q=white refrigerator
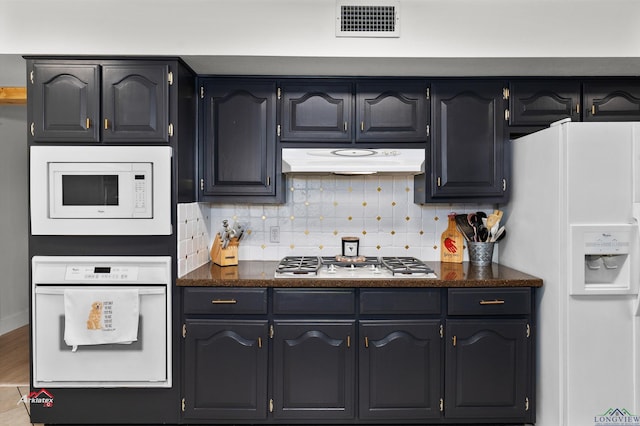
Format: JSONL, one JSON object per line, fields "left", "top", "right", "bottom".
{"left": 499, "top": 121, "right": 640, "bottom": 426}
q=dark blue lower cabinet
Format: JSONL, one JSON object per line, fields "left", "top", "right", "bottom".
{"left": 359, "top": 320, "right": 442, "bottom": 420}
{"left": 182, "top": 319, "right": 269, "bottom": 420}
{"left": 272, "top": 320, "right": 356, "bottom": 420}
{"left": 181, "top": 287, "right": 535, "bottom": 424}
{"left": 445, "top": 319, "right": 531, "bottom": 422}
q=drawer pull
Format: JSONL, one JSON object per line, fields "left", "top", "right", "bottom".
{"left": 211, "top": 299, "right": 237, "bottom": 304}
{"left": 479, "top": 299, "right": 505, "bottom": 305}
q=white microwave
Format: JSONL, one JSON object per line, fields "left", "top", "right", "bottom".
{"left": 30, "top": 146, "right": 172, "bottom": 235}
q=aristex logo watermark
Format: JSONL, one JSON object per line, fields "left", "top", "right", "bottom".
{"left": 18, "top": 388, "right": 54, "bottom": 408}
{"left": 594, "top": 408, "right": 640, "bottom": 426}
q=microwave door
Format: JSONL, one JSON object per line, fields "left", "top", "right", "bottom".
{"left": 48, "top": 163, "right": 152, "bottom": 219}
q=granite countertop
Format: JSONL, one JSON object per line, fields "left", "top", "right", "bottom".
{"left": 177, "top": 261, "right": 543, "bottom": 288}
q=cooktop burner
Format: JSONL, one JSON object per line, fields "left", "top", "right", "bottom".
{"left": 381, "top": 257, "right": 435, "bottom": 275}
{"left": 276, "top": 256, "right": 321, "bottom": 274}
{"left": 274, "top": 256, "right": 436, "bottom": 279}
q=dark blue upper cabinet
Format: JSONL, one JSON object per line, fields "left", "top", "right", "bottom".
{"left": 356, "top": 80, "right": 429, "bottom": 143}
{"left": 29, "top": 63, "right": 100, "bottom": 142}
{"left": 416, "top": 80, "right": 508, "bottom": 204}
{"left": 28, "top": 60, "right": 171, "bottom": 143}
{"left": 583, "top": 80, "right": 640, "bottom": 122}
{"left": 101, "top": 64, "right": 169, "bottom": 142}
{"left": 200, "top": 79, "right": 281, "bottom": 202}
{"left": 280, "top": 81, "right": 353, "bottom": 143}
{"left": 509, "top": 80, "right": 581, "bottom": 126}
{"left": 279, "top": 79, "right": 429, "bottom": 145}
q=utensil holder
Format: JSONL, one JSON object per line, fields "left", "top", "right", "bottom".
{"left": 210, "top": 233, "right": 239, "bottom": 266}
{"left": 467, "top": 242, "right": 495, "bottom": 266}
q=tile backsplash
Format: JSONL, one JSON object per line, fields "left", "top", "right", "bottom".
{"left": 177, "top": 203, "right": 211, "bottom": 278}
{"left": 178, "top": 175, "right": 495, "bottom": 276}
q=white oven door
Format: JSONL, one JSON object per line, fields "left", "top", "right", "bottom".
{"left": 33, "top": 286, "right": 170, "bottom": 388}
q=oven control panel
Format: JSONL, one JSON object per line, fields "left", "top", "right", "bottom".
{"left": 65, "top": 265, "right": 140, "bottom": 281}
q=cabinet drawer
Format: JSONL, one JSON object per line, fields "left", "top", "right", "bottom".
{"left": 273, "top": 289, "right": 355, "bottom": 315}
{"left": 183, "top": 288, "right": 267, "bottom": 314}
{"left": 447, "top": 288, "right": 531, "bottom": 316}
{"left": 360, "top": 289, "right": 441, "bottom": 314}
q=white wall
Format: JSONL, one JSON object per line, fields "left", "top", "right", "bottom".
{"left": 2, "top": 0, "right": 639, "bottom": 57}
{"left": 0, "top": 56, "right": 28, "bottom": 335}
{"left": 2, "top": 0, "right": 640, "bottom": 75}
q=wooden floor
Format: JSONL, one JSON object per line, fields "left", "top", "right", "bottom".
{"left": 0, "top": 325, "right": 29, "bottom": 386}
{"left": 0, "top": 326, "right": 41, "bottom": 425}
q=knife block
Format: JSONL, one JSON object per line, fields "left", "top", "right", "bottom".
{"left": 210, "top": 233, "right": 239, "bottom": 266}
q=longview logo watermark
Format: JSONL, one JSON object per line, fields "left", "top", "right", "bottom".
{"left": 594, "top": 408, "right": 640, "bottom": 426}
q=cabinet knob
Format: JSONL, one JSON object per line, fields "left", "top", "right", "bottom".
{"left": 104, "top": 118, "right": 109, "bottom": 130}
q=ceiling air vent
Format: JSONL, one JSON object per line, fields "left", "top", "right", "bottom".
{"left": 336, "top": 0, "right": 400, "bottom": 38}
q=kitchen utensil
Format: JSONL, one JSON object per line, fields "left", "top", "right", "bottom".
{"left": 467, "top": 213, "right": 479, "bottom": 241}
{"left": 441, "top": 214, "right": 464, "bottom": 263}
{"left": 221, "top": 219, "right": 234, "bottom": 248}
{"left": 233, "top": 222, "right": 245, "bottom": 241}
{"left": 236, "top": 225, "right": 245, "bottom": 241}
{"left": 454, "top": 214, "right": 475, "bottom": 242}
{"left": 477, "top": 226, "right": 489, "bottom": 242}
{"left": 490, "top": 226, "right": 506, "bottom": 242}
{"left": 486, "top": 214, "right": 499, "bottom": 231}
{"left": 468, "top": 212, "right": 491, "bottom": 242}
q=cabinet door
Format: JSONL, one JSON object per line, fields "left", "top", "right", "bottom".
{"left": 280, "top": 81, "right": 352, "bottom": 143}
{"left": 359, "top": 320, "right": 442, "bottom": 420}
{"left": 583, "top": 80, "right": 640, "bottom": 121}
{"left": 429, "top": 80, "right": 507, "bottom": 201}
{"left": 356, "top": 80, "right": 429, "bottom": 143}
{"left": 183, "top": 319, "right": 268, "bottom": 420}
{"left": 102, "top": 63, "right": 169, "bottom": 142}
{"left": 29, "top": 63, "right": 100, "bottom": 142}
{"left": 509, "top": 80, "right": 581, "bottom": 126}
{"left": 201, "top": 80, "right": 277, "bottom": 197}
{"left": 272, "top": 320, "right": 355, "bottom": 420}
{"left": 445, "top": 319, "right": 530, "bottom": 421}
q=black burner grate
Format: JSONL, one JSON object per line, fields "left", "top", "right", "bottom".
{"left": 276, "top": 256, "right": 321, "bottom": 274}
{"left": 381, "top": 257, "right": 434, "bottom": 275}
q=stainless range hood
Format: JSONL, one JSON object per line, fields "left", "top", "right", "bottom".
{"left": 281, "top": 148, "right": 425, "bottom": 175}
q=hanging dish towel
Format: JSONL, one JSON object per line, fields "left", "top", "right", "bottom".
{"left": 64, "top": 288, "right": 140, "bottom": 352}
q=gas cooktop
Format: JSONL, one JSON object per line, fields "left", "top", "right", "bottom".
{"left": 274, "top": 256, "right": 437, "bottom": 279}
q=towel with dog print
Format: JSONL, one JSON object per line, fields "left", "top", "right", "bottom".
{"left": 63, "top": 289, "right": 140, "bottom": 352}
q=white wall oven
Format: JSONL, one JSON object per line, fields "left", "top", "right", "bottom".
{"left": 30, "top": 146, "right": 172, "bottom": 235}
{"left": 31, "top": 256, "right": 172, "bottom": 388}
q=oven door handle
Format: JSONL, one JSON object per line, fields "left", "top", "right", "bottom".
{"left": 34, "top": 287, "right": 165, "bottom": 295}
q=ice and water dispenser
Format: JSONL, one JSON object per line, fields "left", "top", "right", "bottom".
{"left": 569, "top": 224, "right": 639, "bottom": 295}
